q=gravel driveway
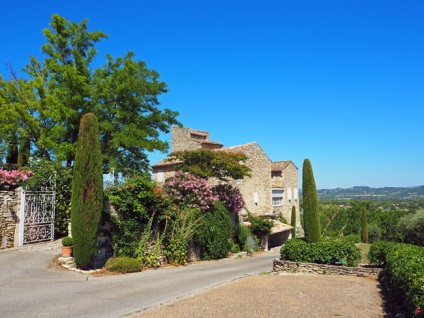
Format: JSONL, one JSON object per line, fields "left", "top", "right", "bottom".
{"left": 134, "top": 273, "right": 384, "bottom": 318}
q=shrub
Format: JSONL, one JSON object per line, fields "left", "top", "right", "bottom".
{"left": 234, "top": 223, "right": 251, "bottom": 252}
{"left": 164, "top": 208, "right": 202, "bottom": 265}
{"left": 213, "top": 183, "right": 246, "bottom": 214}
{"left": 281, "top": 238, "right": 361, "bottom": 267}
{"left": 343, "top": 234, "right": 361, "bottom": 244}
{"left": 370, "top": 242, "right": 424, "bottom": 316}
{"left": 135, "top": 212, "right": 165, "bottom": 268}
{"left": 247, "top": 213, "right": 273, "bottom": 238}
{"left": 163, "top": 171, "right": 218, "bottom": 212}
{"left": 0, "top": 169, "right": 34, "bottom": 190}
{"left": 398, "top": 210, "right": 424, "bottom": 246}
{"left": 105, "top": 257, "right": 142, "bottom": 273}
{"left": 106, "top": 174, "right": 161, "bottom": 258}
{"left": 302, "top": 159, "right": 321, "bottom": 242}
{"left": 196, "top": 201, "right": 232, "bottom": 260}
{"left": 368, "top": 223, "right": 382, "bottom": 243}
{"left": 367, "top": 241, "right": 394, "bottom": 266}
{"left": 61, "top": 236, "right": 73, "bottom": 246}
{"left": 71, "top": 113, "right": 103, "bottom": 269}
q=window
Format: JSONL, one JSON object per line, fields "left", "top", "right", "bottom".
{"left": 287, "top": 188, "right": 292, "bottom": 201}
{"left": 272, "top": 189, "right": 283, "bottom": 206}
{"left": 294, "top": 188, "right": 298, "bottom": 201}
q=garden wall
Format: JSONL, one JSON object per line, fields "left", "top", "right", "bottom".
{"left": 273, "top": 259, "right": 382, "bottom": 277}
{"left": 0, "top": 189, "right": 22, "bottom": 248}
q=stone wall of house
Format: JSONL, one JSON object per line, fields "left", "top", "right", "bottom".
{"left": 152, "top": 164, "right": 177, "bottom": 184}
{"left": 273, "top": 259, "right": 382, "bottom": 277}
{"left": 0, "top": 189, "right": 21, "bottom": 248}
{"left": 236, "top": 143, "right": 272, "bottom": 216}
{"left": 271, "top": 163, "right": 303, "bottom": 236}
{"left": 172, "top": 126, "right": 205, "bottom": 152}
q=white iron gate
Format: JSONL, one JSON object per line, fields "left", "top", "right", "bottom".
{"left": 18, "top": 190, "right": 56, "bottom": 246}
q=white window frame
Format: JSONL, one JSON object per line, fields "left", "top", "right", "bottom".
{"left": 272, "top": 188, "right": 284, "bottom": 206}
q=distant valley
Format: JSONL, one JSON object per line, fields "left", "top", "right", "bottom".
{"left": 314, "top": 186, "right": 424, "bottom": 200}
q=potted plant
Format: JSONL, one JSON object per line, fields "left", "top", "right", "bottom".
{"left": 61, "top": 236, "right": 73, "bottom": 257}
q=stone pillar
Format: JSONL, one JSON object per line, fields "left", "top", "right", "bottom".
{"left": 0, "top": 189, "right": 21, "bottom": 248}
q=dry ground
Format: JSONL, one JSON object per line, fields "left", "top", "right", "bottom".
{"left": 130, "top": 273, "right": 384, "bottom": 318}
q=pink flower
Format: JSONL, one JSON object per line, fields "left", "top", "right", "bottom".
{"left": 415, "top": 308, "right": 420, "bottom": 315}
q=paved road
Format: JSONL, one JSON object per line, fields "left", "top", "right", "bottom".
{"left": 0, "top": 247, "right": 278, "bottom": 318}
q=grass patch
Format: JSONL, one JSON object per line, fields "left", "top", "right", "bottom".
{"left": 355, "top": 243, "right": 371, "bottom": 264}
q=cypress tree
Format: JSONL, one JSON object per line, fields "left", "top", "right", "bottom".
{"left": 70, "top": 113, "right": 103, "bottom": 269}
{"left": 291, "top": 206, "right": 296, "bottom": 238}
{"left": 361, "top": 205, "right": 368, "bottom": 243}
{"left": 6, "top": 134, "right": 18, "bottom": 164}
{"left": 17, "top": 136, "right": 30, "bottom": 167}
{"left": 302, "top": 158, "right": 321, "bottom": 242}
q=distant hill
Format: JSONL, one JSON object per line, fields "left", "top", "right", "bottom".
{"left": 314, "top": 186, "right": 424, "bottom": 200}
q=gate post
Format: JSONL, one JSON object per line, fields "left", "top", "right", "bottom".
{"left": 17, "top": 188, "right": 25, "bottom": 247}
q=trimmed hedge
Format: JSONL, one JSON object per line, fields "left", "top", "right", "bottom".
{"left": 280, "top": 238, "right": 361, "bottom": 267}
{"left": 105, "top": 257, "right": 142, "bottom": 273}
{"left": 343, "top": 234, "right": 361, "bottom": 245}
{"left": 368, "top": 242, "right": 424, "bottom": 317}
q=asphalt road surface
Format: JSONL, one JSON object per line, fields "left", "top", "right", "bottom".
{"left": 0, "top": 248, "right": 278, "bottom": 318}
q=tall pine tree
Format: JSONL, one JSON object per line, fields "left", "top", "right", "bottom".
{"left": 70, "top": 113, "right": 103, "bottom": 269}
{"left": 302, "top": 159, "right": 321, "bottom": 242}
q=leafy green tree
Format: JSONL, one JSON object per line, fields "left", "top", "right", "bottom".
{"left": 71, "top": 113, "right": 103, "bottom": 269}
{"left": 302, "top": 158, "right": 321, "bottom": 242}
{"left": 0, "top": 14, "right": 179, "bottom": 173}
{"left": 291, "top": 206, "right": 296, "bottom": 238}
{"left": 168, "top": 149, "right": 251, "bottom": 181}
{"left": 399, "top": 210, "right": 424, "bottom": 246}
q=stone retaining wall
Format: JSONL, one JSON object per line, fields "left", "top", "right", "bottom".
{"left": 273, "top": 259, "right": 382, "bottom": 277}
{"left": 0, "top": 190, "right": 21, "bottom": 248}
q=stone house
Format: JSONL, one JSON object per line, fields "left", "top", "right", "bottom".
{"left": 152, "top": 126, "right": 303, "bottom": 243}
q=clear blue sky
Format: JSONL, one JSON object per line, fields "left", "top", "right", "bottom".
{"left": 1, "top": 1, "right": 423, "bottom": 189}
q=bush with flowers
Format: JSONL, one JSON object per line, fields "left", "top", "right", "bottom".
{"left": 162, "top": 171, "right": 219, "bottom": 212}
{"left": 0, "top": 169, "right": 34, "bottom": 190}
{"left": 106, "top": 173, "right": 163, "bottom": 258}
{"left": 213, "top": 183, "right": 246, "bottom": 214}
